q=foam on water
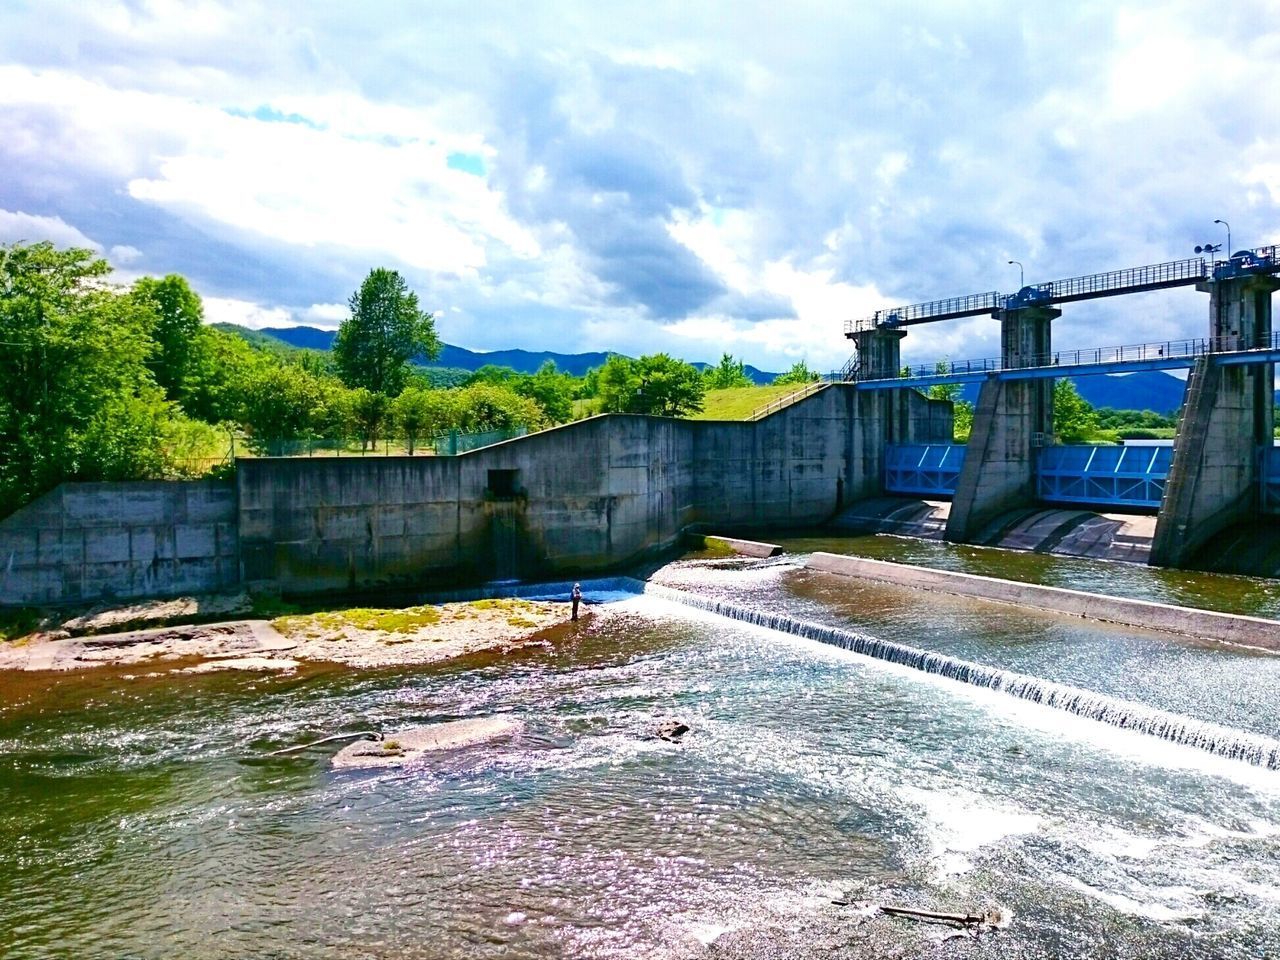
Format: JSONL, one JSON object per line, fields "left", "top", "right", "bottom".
{"left": 646, "top": 583, "right": 1280, "bottom": 771}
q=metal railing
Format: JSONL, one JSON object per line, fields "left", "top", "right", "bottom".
{"left": 845, "top": 245, "right": 1280, "bottom": 335}
{"left": 854, "top": 331, "right": 1280, "bottom": 384}
{"left": 1039, "top": 257, "right": 1206, "bottom": 306}
{"left": 846, "top": 291, "right": 1001, "bottom": 334}
{"left": 746, "top": 380, "right": 830, "bottom": 420}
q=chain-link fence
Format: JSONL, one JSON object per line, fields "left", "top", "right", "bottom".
{"left": 220, "top": 427, "right": 530, "bottom": 461}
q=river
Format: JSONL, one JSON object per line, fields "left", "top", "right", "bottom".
{"left": 3, "top": 533, "right": 1280, "bottom": 958}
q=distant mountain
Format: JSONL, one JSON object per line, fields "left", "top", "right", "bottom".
{"left": 239, "top": 326, "right": 1214, "bottom": 409}
{"left": 960, "top": 370, "right": 1190, "bottom": 414}
{"left": 253, "top": 325, "right": 781, "bottom": 383}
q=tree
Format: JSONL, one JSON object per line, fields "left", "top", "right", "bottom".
{"left": 131, "top": 274, "right": 203, "bottom": 401}
{"left": 391, "top": 386, "right": 454, "bottom": 453}
{"left": 773, "top": 360, "right": 821, "bottom": 386}
{"left": 925, "top": 362, "right": 974, "bottom": 442}
{"left": 345, "top": 388, "right": 389, "bottom": 451}
{"left": 1054, "top": 378, "right": 1098, "bottom": 442}
{"left": 463, "top": 364, "right": 520, "bottom": 386}
{"left": 516, "top": 360, "right": 576, "bottom": 423}
{"left": 179, "top": 327, "right": 267, "bottom": 425}
{"left": 598, "top": 353, "right": 705, "bottom": 417}
{"left": 705, "top": 352, "right": 752, "bottom": 390}
{"left": 0, "top": 242, "right": 174, "bottom": 515}
{"left": 333, "top": 268, "right": 441, "bottom": 396}
{"left": 453, "top": 382, "right": 546, "bottom": 432}
{"left": 238, "top": 362, "right": 330, "bottom": 451}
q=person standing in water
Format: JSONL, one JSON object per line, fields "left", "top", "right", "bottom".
{"left": 571, "top": 582, "right": 582, "bottom": 621}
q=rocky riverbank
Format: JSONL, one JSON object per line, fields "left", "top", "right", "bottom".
{"left": 0, "top": 597, "right": 580, "bottom": 673}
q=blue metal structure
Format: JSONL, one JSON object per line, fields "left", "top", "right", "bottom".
{"left": 883, "top": 444, "right": 965, "bottom": 497}
{"left": 1036, "top": 445, "right": 1172, "bottom": 509}
{"left": 883, "top": 442, "right": 1175, "bottom": 509}
{"left": 1264, "top": 447, "right": 1280, "bottom": 515}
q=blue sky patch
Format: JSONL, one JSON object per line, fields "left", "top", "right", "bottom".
{"left": 446, "top": 152, "right": 487, "bottom": 177}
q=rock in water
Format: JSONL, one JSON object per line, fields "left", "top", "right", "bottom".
{"left": 332, "top": 717, "right": 521, "bottom": 769}
{"left": 657, "top": 720, "right": 690, "bottom": 742}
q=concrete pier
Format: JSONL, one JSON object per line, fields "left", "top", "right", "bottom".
{"left": 1151, "top": 273, "right": 1278, "bottom": 567}
{"left": 945, "top": 305, "right": 1059, "bottom": 543}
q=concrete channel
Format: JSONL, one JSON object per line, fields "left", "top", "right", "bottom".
{"left": 806, "top": 552, "right": 1280, "bottom": 650}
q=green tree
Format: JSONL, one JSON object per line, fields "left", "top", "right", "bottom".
{"left": 516, "top": 360, "right": 576, "bottom": 423}
{"left": 598, "top": 353, "right": 705, "bottom": 417}
{"left": 333, "top": 268, "right": 441, "bottom": 396}
{"left": 346, "top": 387, "right": 389, "bottom": 451}
{"left": 179, "top": 327, "right": 267, "bottom": 425}
{"left": 238, "top": 362, "right": 330, "bottom": 451}
{"left": 772, "top": 359, "right": 821, "bottom": 386}
{"left": 453, "top": 382, "right": 546, "bottom": 432}
{"left": 131, "top": 274, "right": 204, "bottom": 400}
{"left": 1054, "top": 378, "right": 1099, "bottom": 442}
{"left": 705, "top": 352, "right": 752, "bottom": 390}
{"left": 0, "top": 242, "right": 175, "bottom": 515}
{"left": 925, "top": 363, "right": 975, "bottom": 442}
{"left": 463, "top": 364, "right": 520, "bottom": 386}
{"left": 391, "top": 385, "right": 454, "bottom": 453}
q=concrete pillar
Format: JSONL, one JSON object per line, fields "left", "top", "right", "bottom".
{"left": 1151, "top": 274, "right": 1278, "bottom": 567}
{"left": 849, "top": 328, "right": 907, "bottom": 381}
{"left": 943, "top": 306, "right": 1059, "bottom": 543}
{"left": 997, "top": 305, "right": 1059, "bottom": 438}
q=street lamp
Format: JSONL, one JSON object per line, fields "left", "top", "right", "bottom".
{"left": 1007, "top": 259, "right": 1024, "bottom": 289}
{"left": 1214, "top": 219, "right": 1231, "bottom": 256}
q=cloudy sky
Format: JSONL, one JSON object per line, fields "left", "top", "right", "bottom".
{"left": 1, "top": 1, "right": 1278, "bottom": 373}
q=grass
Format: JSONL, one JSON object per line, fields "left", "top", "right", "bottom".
{"left": 272, "top": 597, "right": 548, "bottom": 639}
{"left": 274, "top": 605, "right": 443, "bottom": 637}
{"left": 690, "top": 384, "right": 810, "bottom": 421}
{"left": 0, "top": 607, "right": 45, "bottom": 643}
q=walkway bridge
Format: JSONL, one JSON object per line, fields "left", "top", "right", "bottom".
{"left": 844, "top": 245, "right": 1279, "bottom": 337}
{"left": 849, "top": 331, "right": 1280, "bottom": 390}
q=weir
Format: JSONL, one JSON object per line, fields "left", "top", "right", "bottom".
{"left": 646, "top": 583, "right": 1280, "bottom": 771}
{"left": 840, "top": 246, "right": 1280, "bottom": 571}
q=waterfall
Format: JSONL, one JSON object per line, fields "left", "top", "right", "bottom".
{"left": 487, "top": 501, "right": 522, "bottom": 582}
{"left": 646, "top": 584, "right": 1280, "bottom": 771}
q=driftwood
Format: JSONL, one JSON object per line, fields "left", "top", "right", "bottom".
{"left": 831, "top": 901, "right": 1005, "bottom": 934}
{"left": 879, "top": 906, "right": 985, "bottom": 928}
{"left": 267, "top": 731, "right": 382, "bottom": 756}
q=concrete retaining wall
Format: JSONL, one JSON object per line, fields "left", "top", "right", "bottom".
{"left": 807, "top": 552, "right": 1280, "bottom": 649}
{"left": 3, "top": 383, "right": 952, "bottom": 605}
{"left": 0, "top": 480, "right": 239, "bottom": 606}
{"left": 701, "top": 536, "right": 783, "bottom": 558}
{"left": 239, "top": 385, "right": 948, "bottom": 597}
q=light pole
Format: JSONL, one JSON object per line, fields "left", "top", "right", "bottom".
{"left": 1007, "top": 259, "right": 1024, "bottom": 289}
{"left": 1214, "top": 219, "right": 1231, "bottom": 256}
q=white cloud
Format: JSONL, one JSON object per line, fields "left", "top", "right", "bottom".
{"left": 0, "top": 208, "right": 100, "bottom": 250}
{"left": 1, "top": 1, "right": 1278, "bottom": 370}
{"left": 109, "top": 244, "right": 143, "bottom": 265}
{"left": 203, "top": 296, "right": 294, "bottom": 329}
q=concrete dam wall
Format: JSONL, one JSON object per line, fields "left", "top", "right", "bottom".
{"left": 0, "top": 386, "right": 952, "bottom": 605}
{"left": 0, "top": 480, "right": 239, "bottom": 606}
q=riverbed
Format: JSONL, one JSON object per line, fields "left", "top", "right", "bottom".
{"left": 3, "top": 535, "right": 1280, "bottom": 958}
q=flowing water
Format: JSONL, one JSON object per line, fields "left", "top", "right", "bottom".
{"left": 4, "top": 539, "right": 1280, "bottom": 958}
